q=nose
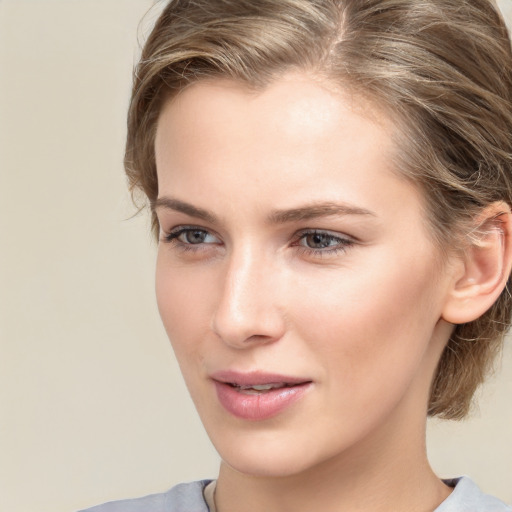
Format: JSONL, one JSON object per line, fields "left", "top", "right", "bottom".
{"left": 211, "top": 246, "right": 286, "bottom": 349}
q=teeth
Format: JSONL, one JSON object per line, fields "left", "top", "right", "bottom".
{"left": 235, "top": 383, "right": 286, "bottom": 392}
{"left": 248, "top": 384, "right": 282, "bottom": 391}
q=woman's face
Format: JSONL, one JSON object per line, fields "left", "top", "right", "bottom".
{"left": 154, "top": 74, "right": 456, "bottom": 477}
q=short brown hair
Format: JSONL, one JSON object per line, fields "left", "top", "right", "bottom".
{"left": 125, "top": 0, "right": 512, "bottom": 419}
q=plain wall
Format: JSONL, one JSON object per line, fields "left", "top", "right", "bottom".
{"left": 0, "top": 1, "right": 510, "bottom": 511}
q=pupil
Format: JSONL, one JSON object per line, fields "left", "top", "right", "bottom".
{"left": 187, "top": 230, "right": 206, "bottom": 244}
{"left": 309, "top": 233, "right": 329, "bottom": 248}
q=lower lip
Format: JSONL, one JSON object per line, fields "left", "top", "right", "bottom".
{"left": 213, "top": 381, "right": 311, "bottom": 421}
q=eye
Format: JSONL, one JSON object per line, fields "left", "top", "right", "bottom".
{"left": 162, "top": 226, "right": 221, "bottom": 246}
{"left": 178, "top": 229, "right": 214, "bottom": 244}
{"left": 294, "top": 229, "right": 354, "bottom": 256}
{"left": 301, "top": 232, "right": 341, "bottom": 249}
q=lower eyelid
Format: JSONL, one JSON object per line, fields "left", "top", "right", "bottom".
{"left": 294, "top": 245, "right": 350, "bottom": 261}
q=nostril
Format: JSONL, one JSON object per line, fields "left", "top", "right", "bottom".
{"left": 211, "top": 255, "right": 286, "bottom": 347}
{"left": 211, "top": 307, "right": 286, "bottom": 348}
{"left": 211, "top": 320, "right": 283, "bottom": 349}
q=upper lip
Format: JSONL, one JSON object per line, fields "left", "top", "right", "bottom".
{"left": 210, "top": 370, "right": 312, "bottom": 387}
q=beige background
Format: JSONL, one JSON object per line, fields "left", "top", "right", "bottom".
{"left": 0, "top": 1, "right": 511, "bottom": 511}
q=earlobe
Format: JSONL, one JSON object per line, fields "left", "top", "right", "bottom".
{"left": 442, "top": 201, "right": 512, "bottom": 325}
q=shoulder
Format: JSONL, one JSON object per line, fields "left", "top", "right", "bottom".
{"left": 77, "top": 480, "right": 212, "bottom": 512}
{"left": 436, "top": 477, "right": 511, "bottom": 512}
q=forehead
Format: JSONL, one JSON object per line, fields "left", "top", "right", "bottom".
{"left": 154, "top": 74, "right": 429, "bottom": 230}
{"left": 158, "top": 73, "right": 391, "bottom": 135}
{"left": 155, "top": 74, "right": 395, "bottom": 176}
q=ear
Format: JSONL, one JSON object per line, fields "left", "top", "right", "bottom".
{"left": 442, "top": 201, "right": 512, "bottom": 325}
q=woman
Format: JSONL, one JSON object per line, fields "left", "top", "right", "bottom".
{"left": 82, "top": 0, "right": 512, "bottom": 510}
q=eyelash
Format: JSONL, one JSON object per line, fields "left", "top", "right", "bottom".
{"left": 162, "top": 225, "right": 220, "bottom": 253}
{"left": 161, "top": 226, "right": 354, "bottom": 257}
{"left": 291, "top": 229, "right": 354, "bottom": 257}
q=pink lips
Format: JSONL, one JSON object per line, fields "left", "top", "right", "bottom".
{"left": 211, "top": 371, "right": 312, "bottom": 421}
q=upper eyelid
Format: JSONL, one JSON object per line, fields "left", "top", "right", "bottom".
{"left": 166, "top": 226, "right": 349, "bottom": 237}
{"left": 166, "top": 224, "right": 218, "bottom": 236}
{"left": 166, "top": 226, "right": 221, "bottom": 239}
{"left": 169, "top": 224, "right": 208, "bottom": 232}
{"left": 296, "top": 228, "right": 347, "bottom": 236}
{"left": 294, "top": 228, "right": 355, "bottom": 241}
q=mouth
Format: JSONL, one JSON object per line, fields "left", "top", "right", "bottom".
{"left": 210, "top": 371, "right": 313, "bottom": 420}
{"left": 212, "top": 370, "right": 311, "bottom": 392}
{"left": 227, "top": 382, "right": 308, "bottom": 395}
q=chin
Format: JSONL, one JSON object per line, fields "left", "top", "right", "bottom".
{"left": 211, "top": 429, "right": 331, "bottom": 479}
{"left": 221, "top": 451, "right": 315, "bottom": 479}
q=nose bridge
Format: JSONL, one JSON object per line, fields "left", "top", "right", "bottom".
{"left": 212, "top": 241, "right": 284, "bottom": 347}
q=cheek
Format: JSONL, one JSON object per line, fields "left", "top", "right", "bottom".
{"left": 289, "top": 252, "right": 443, "bottom": 394}
{"left": 155, "top": 257, "right": 213, "bottom": 360}
{"left": 155, "top": 263, "right": 217, "bottom": 419}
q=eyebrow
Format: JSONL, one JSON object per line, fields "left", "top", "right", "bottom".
{"left": 152, "top": 197, "right": 375, "bottom": 224}
{"left": 267, "top": 202, "right": 376, "bottom": 223}
{"left": 151, "top": 197, "right": 218, "bottom": 224}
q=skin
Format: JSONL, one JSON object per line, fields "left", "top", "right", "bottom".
{"left": 153, "top": 74, "right": 461, "bottom": 512}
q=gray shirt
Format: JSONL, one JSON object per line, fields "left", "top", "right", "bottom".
{"left": 78, "top": 477, "right": 511, "bottom": 512}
